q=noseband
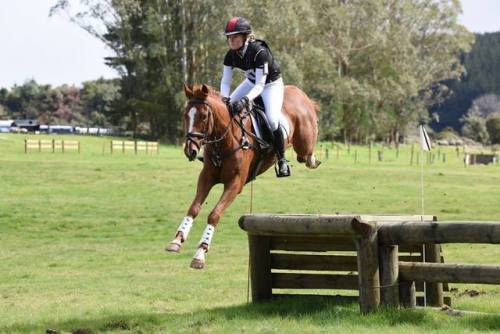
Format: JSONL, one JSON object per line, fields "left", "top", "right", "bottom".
{"left": 185, "top": 98, "right": 214, "bottom": 149}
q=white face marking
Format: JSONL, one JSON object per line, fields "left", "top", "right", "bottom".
{"left": 188, "top": 107, "right": 197, "bottom": 132}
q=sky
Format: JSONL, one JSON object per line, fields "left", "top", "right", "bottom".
{"left": 1, "top": 0, "right": 500, "bottom": 89}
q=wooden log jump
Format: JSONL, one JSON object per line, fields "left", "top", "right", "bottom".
{"left": 239, "top": 214, "right": 441, "bottom": 314}
{"left": 240, "top": 214, "right": 500, "bottom": 314}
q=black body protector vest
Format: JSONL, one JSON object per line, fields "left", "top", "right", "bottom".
{"left": 223, "top": 39, "right": 281, "bottom": 84}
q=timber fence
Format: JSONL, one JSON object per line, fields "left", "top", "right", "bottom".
{"left": 24, "top": 139, "right": 80, "bottom": 153}
{"left": 239, "top": 214, "right": 500, "bottom": 314}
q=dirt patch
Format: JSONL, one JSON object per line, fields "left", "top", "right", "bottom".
{"left": 450, "top": 288, "right": 487, "bottom": 298}
{"left": 72, "top": 329, "right": 94, "bottom": 334}
{"left": 103, "top": 320, "right": 130, "bottom": 330}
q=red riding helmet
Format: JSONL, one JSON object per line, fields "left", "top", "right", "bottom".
{"left": 224, "top": 17, "right": 252, "bottom": 36}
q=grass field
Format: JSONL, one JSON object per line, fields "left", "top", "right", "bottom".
{"left": 1, "top": 133, "right": 500, "bottom": 333}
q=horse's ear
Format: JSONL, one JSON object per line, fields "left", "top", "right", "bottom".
{"left": 201, "top": 84, "right": 209, "bottom": 97}
{"left": 184, "top": 83, "right": 193, "bottom": 98}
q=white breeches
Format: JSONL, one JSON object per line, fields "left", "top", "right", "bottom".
{"left": 230, "top": 78, "right": 284, "bottom": 131}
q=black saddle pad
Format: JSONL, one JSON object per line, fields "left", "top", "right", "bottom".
{"left": 250, "top": 96, "right": 273, "bottom": 146}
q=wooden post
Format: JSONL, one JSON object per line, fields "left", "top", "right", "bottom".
{"left": 248, "top": 234, "right": 272, "bottom": 302}
{"left": 78, "top": 141, "right": 81, "bottom": 154}
{"left": 52, "top": 139, "right": 55, "bottom": 153}
{"left": 62, "top": 140, "right": 65, "bottom": 153}
{"left": 122, "top": 141, "right": 125, "bottom": 153}
{"left": 379, "top": 245, "right": 399, "bottom": 307}
{"left": 369, "top": 142, "right": 372, "bottom": 165}
{"left": 325, "top": 148, "right": 329, "bottom": 160}
{"left": 352, "top": 219, "right": 380, "bottom": 314}
{"left": 424, "top": 244, "right": 444, "bottom": 307}
{"left": 134, "top": 140, "right": 138, "bottom": 154}
{"left": 38, "top": 139, "right": 41, "bottom": 152}
{"left": 110, "top": 141, "right": 113, "bottom": 154}
{"left": 410, "top": 144, "right": 414, "bottom": 165}
{"left": 24, "top": 139, "right": 27, "bottom": 154}
{"left": 399, "top": 280, "right": 416, "bottom": 308}
{"left": 157, "top": 141, "right": 160, "bottom": 155}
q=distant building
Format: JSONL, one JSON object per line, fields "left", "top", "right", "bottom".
{"left": 39, "top": 125, "right": 75, "bottom": 134}
{"left": 0, "top": 120, "right": 15, "bottom": 133}
{"left": 75, "top": 127, "right": 114, "bottom": 135}
{"left": 15, "top": 119, "right": 40, "bottom": 132}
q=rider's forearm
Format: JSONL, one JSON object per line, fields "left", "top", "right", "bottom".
{"left": 220, "top": 65, "right": 233, "bottom": 98}
{"left": 245, "top": 68, "right": 267, "bottom": 101}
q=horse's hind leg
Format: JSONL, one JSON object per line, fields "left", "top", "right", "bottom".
{"left": 306, "top": 154, "right": 321, "bottom": 169}
{"left": 293, "top": 125, "right": 321, "bottom": 169}
{"left": 166, "top": 168, "right": 214, "bottom": 253}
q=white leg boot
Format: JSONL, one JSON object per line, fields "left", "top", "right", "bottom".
{"left": 190, "top": 224, "right": 215, "bottom": 269}
{"left": 166, "top": 216, "right": 193, "bottom": 252}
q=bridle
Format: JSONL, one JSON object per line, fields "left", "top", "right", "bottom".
{"left": 185, "top": 97, "right": 232, "bottom": 150}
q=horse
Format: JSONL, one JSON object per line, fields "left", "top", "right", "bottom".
{"left": 166, "top": 83, "right": 321, "bottom": 269}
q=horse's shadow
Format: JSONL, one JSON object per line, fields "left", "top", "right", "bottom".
{"left": 4, "top": 296, "right": 500, "bottom": 333}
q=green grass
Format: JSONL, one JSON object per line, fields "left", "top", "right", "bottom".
{"left": 1, "top": 133, "right": 500, "bottom": 333}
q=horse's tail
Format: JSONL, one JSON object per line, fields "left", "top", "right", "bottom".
{"left": 311, "top": 99, "right": 321, "bottom": 116}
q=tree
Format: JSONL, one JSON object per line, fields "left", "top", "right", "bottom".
{"left": 461, "top": 109, "right": 489, "bottom": 144}
{"left": 468, "top": 94, "right": 500, "bottom": 118}
{"left": 486, "top": 114, "right": 500, "bottom": 144}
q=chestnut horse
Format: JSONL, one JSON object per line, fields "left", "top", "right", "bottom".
{"left": 166, "top": 83, "right": 320, "bottom": 269}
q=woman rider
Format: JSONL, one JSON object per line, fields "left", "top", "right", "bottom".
{"left": 220, "top": 16, "right": 290, "bottom": 177}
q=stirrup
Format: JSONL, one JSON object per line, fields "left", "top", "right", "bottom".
{"left": 275, "top": 158, "right": 291, "bottom": 177}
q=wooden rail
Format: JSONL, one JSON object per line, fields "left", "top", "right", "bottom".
{"left": 239, "top": 214, "right": 500, "bottom": 314}
{"left": 239, "top": 214, "right": 443, "bottom": 314}
{"left": 110, "top": 140, "right": 159, "bottom": 154}
{"left": 24, "top": 139, "right": 80, "bottom": 153}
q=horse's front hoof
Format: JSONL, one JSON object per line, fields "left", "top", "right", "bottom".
{"left": 190, "top": 258, "right": 205, "bottom": 269}
{"left": 165, "top": 242, "right": 181, "bottom": 253}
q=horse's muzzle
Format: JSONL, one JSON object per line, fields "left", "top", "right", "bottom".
{"left": 184, "top": 142, "right": 198, "bottom": 161}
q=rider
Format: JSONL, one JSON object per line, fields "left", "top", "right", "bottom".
{"left": 220, "top": 16, "right": 290, "bottom": 177}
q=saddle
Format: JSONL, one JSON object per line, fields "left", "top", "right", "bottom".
{"left": 248, "top": 96, "right": 274, "bottom": 148}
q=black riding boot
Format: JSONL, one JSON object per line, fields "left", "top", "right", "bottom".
{"left": 273, "top": 129, "right": 291, "bottom": 177}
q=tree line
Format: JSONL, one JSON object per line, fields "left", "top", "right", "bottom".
{"left": 432, "top": 31, "right": 500, "bottom": 144}
{"left": 2, "top": 1, "right": 476, "bottom": 144}
{"left": 0, "top": 78, "right": 120, "bottom": 129}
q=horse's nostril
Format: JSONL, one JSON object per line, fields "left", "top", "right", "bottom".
{"left": 189, "top": 149, "right": 197, "bottom": 160}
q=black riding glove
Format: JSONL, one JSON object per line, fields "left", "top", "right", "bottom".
{"left": 221, "top": 96, "right": 230, "bottom": 105}
{"left": 230, "top": 96, "right": 249, "bottom": 116}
